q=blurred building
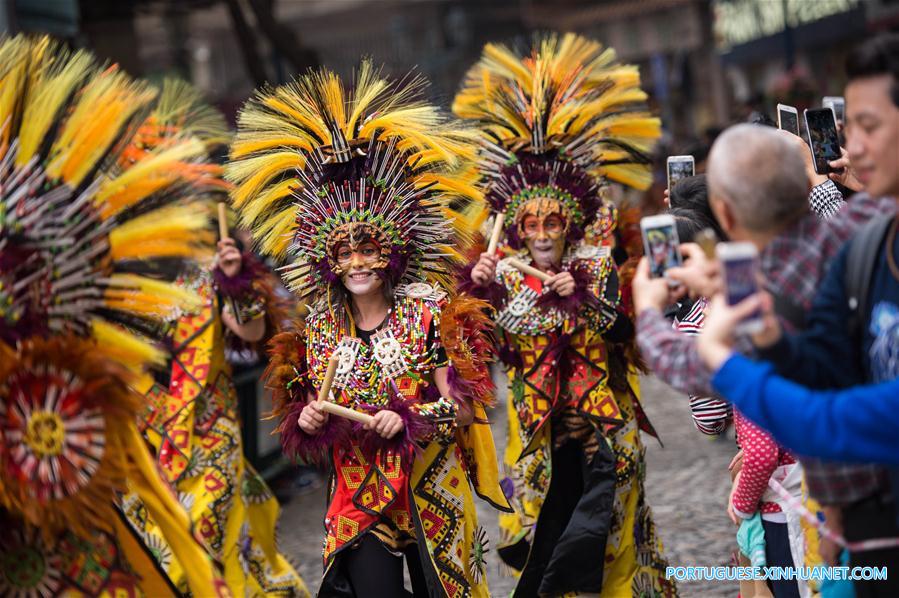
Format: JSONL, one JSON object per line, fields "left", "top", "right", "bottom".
{"left": 3, "top": 0, "right": 899, "bottom": 141}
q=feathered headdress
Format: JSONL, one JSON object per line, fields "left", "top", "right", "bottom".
{"left": 227, "top": 60, "right": 484, "bottom": 301}
{"left": 453, "top": 32, "right": 660, "bottom": 247}
{"left": 0, "top": 34, "right": 224, "bottom": 578}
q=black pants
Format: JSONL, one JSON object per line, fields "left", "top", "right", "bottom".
{"left": 342, "top": 535, "right": 429, "bottom": 597}
{"left": 843, "top": 495, "right": 899, "bottom": 598}
{"left": 761, "top": 520, "right": 800, "bottom": 598}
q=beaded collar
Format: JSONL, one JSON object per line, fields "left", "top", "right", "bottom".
{"left": 305, "top": 283, "right": 446, "bottom": 408}
{"left": 495, "top": 242, "right": 611, "bottom": 336}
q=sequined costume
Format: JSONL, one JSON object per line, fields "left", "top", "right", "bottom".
{"left": 0, "top": 35, "right": 227, "bottom": 596}
{"left": 227, "top": 62, "right": 509, "bottom": 597}
{"left": 454, "top": 33, "right": 677, "bottom": 597}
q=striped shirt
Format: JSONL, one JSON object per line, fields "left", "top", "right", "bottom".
{"left": 672, "top": 298, "right": 732, "bottom": 436}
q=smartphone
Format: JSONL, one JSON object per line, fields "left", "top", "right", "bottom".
{"left": 776, "top": 103, "right": 799, "bottom": 136}
{"left": 804, "top": 108, "right": 842, "bottom": 175}
{"left": 666, "top": 155, "right": 694, "bottom": 191}
{"left": 641, "top": 214, "right": 683, "bottom": 281}
{"left": 822, "top": 96, "right": 845, "bottom": 124}
{"left": 716, "top": 242, "right": 763, "bottom": 334}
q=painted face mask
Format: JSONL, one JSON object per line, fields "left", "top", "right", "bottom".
{"left": 328, "top": 223, "right": 390, "bottom": 276}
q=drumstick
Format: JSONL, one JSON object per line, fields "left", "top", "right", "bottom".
{"left": 506, "top": 257, "right": 552, "bottom": 282}
{"left": 319, "top": 402, "right": 375, "bottom": 425}
{"left": 486, "top": 212, "right": 505, "bottom": 255}
{"left": 316, "top": 354, "right": 340, "bottom": 404}
{"left": 313, "top": 354, "right": 375, "bottom": 424}
{"left": 217, "top": 202, "right": 229, "bottom": 240}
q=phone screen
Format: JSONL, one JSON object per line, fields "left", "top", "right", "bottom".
{"left": 779, "top": 109, "right": 798, "bottom": 135}
{"left": 723, "top": 256, "right": 759, "bottom": 306}
{"left": 644, "top": 223, "right": 682, "bottom": 278}
{"left": 723, "top": 254, "right": 762, "bottom": 329}
{"left": 806, "top": 109, "right": 841, "bottom": 174}
{"left": 668, "top": 160, "right": 694, "bottom": 189}
{"left": 824, "top": 99, "right": 845, "bottom": 123}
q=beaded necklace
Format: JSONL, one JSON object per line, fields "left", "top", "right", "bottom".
{"left": 495, "top": 242, "right": 612, "bottom": 336}
{"left": 305, "top": 291, "right": 443, "bottom": 408}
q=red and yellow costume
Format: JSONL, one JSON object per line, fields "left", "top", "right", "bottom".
{"left": 0, "top": 35, "right": 227, "bottom": 596}
{"left": 227, "top": 62, "right": 509, "bottom": 597}
{"left": 454, "top": 33, "right": 677, "bottom": 597}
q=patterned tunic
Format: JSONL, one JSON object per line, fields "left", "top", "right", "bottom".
{"left": 280, "top": 284, "right": 506, "bottom": 598}
{"left": 494, "top": 243, "right": 677, "bottom": 597}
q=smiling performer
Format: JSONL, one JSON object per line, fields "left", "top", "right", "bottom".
{"left": 455, "top": 33, "right": 677, "bottom": 597}
{"left": 227, "top": 62, "right": 509, "bottom": 597}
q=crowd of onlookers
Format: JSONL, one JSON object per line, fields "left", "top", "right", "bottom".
{"left": 630, "top": 33, "right": 899, "bottom": 598}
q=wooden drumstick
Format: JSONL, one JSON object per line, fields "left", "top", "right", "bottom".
{"left": 319, "top": 402, "right": 375, "bottom": 425}
{"left": 314, "top": 354, "right": 375, "bottom": 424}
{"left": 506, "top": 257, "right": 552, "bottom": 282}
{"left": 217, "top": 202, "right": 229, "bottom": 240}
{"left": 486, "top": 212, "right": 505, "bottom": 255}
{"left": 316, "top": 354, "right": 340, "bottom": 404}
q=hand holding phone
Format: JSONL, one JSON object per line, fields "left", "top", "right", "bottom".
{"left": 641, "top": 214, "right": 683, "bottom": 283}
{"left": 716, "top": 242, "right": 763, "bottom": 334}
{"left": 804, "top": 108, "right": 842, "bottom": 175}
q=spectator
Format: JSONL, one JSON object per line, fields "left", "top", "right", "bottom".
{"left": 752, "top": 34, "right": 899, "bottom": 596}
{"left": 633, "top": 121, "right": 894, "bottom": 591}
{"left": 696, "top": 292, "right": 899, "bottom": 465}
{"left": 667, "top": 203, "right": 733, "bottom": 437}
{"left": 668, "top": 175, "right": 728, "bottom": 241}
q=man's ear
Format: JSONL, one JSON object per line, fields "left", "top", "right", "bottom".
{"left": 710, "top": 196, "right": 736, "bottom": 236}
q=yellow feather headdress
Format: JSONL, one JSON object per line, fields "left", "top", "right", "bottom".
{"left": 227, "top": 60, "right": 484, "bottom": 301}
{"left": 453, "top": 32, "right": 661, "bottom": 243}
{"left": 0, "top": 36, "right": 228, "bottom": 591}
{"left": 0, "top": 37, "right": 219, "bottom": 362}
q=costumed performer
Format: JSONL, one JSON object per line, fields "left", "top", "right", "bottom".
{"left": 112, "top": 81, "right": 309, "bottom": 596}
{"left": 454, "top": 32, "right": 677, "bottom": 597}
{"left": 226, "top": 61, "right": 511, "bottom": 597}
{"left": 0, "top": 35, "right": 228, "bottom": 596}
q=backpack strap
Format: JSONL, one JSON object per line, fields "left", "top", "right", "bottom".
{"left": 845, "top": 215, "right": 894, "bottom": 343}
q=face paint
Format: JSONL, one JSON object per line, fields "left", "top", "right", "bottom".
{"left": 335, "top": 240, "right": 382, "bottom": 269}
{"left": 328, "top": 223, "right": 390, "bottom": 276}
{"left": 521, "top": 213, "right": 567, "bottom": 241}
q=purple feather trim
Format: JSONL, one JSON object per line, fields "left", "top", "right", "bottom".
{"left": 541, "top": 331, "right": 574, "bottom": 392}
{"left": 498, "top": 342, "right": 524, "bottom": 371}
{"left": 279, "top": 399, "right": 351, "bottom": 466}
{"left": 457, "top": 263, "right": 507, "bottom": 310}
{"left": 445, "top": 364, "right": 493, "bottom": 407}
{"left": 535, "top": 264, "right": 597, "bottom": 316}
{"left": 445, "top": 366, "right": 470, "bottom": 403}
{"left": 355, "top": 396, "right": 433, "bottom": 473}
{"left": 213, "top": 251, "right": 268, "bottom": 300}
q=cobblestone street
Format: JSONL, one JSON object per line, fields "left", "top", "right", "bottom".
{"left": 277, "top": 374, "right": 739, "bottom": 597}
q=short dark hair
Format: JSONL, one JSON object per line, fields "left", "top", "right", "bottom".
{"left": 845, "top": 33, "right": 899, "bottom": 107}
{"left": 668, "top": 206, "right": 718, "bottom": 243}
{"left": 668, "top": 174, "right": 728, "bottom": 240}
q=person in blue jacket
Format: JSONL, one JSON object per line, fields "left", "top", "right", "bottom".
{"left": 697, "top": 293, "right": 899, "bottom": 465}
